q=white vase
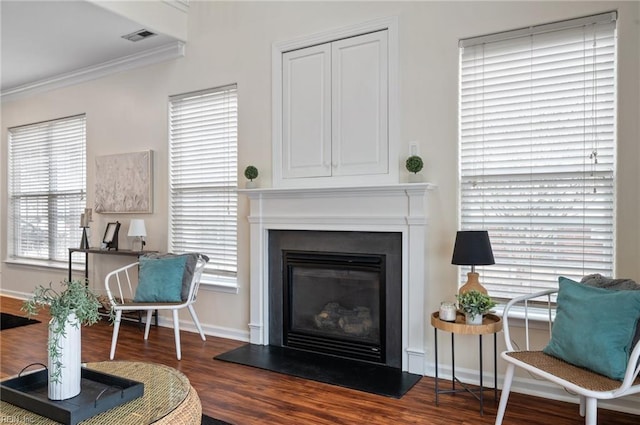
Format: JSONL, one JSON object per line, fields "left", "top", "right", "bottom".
{"left": 48, "top": 312, "right": 82, "bottom": 400}
{"left": 245, "top": 180, "right": 258, "bottom": 189}
{"left": 465, "top": 313, "right": 483, "bottom": 325}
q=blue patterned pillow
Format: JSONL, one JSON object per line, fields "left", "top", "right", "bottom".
{"left": 133, "top": 255, "right": 187, "bottom": 302}
{"left": 543, "top": 276, "right": 640, "bottom": 380}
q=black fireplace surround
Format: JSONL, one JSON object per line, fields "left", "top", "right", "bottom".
{"left": 269, "top": 230, "right": 402, "bottom": 369}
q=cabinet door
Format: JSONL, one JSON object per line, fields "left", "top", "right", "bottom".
{"left": 282, "top": 44, "right": 332, "bottom": 179}
{"left": 331, "top": 31, "right": 388, "bottom": 176}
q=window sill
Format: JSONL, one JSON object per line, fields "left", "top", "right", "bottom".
{"left": 494, "top": 302, "right": 556, "bottom": 330}
{"left": 4, "top": 258, "right": 70, "bottom": 272}
{"left": 200, "top": 275, "right": 239, "bottom": 294}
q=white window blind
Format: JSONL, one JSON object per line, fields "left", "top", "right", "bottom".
{"left": 459, "top": 12, "right": 616, "bottom": 299}
{"left": 169, "top": 84, "right": 238, "bottom": 287}
{"left": 8, "top": 115, "right": 86, "bottom": 263}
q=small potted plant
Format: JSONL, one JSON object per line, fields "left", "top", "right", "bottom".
{"left": 23, "top": 280, "right": 101, "bottom": 400}
{"left": 456, "top": 290, "right": 496, "bottom": 325}
{"left": 405, "top": 155, "right": 424, "bottom": 182}
{"left": 244, "top": 165, "right": 259, "bottom": 189}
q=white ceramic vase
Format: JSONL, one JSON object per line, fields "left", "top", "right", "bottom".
{"left": 465, "top": 313, "right": 483, "bottom": 325}
{"left": 48, "top": 312, "right": 82, "bottom": 400}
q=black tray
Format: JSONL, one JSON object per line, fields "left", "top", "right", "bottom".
{"left": 0, "top": 366, "right": 144, "bottom": 425}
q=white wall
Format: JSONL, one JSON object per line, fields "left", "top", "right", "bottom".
{"left": 2, "top": 0, "right": 639, "bottom": 409}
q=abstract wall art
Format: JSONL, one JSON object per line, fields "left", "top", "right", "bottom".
{"left": 95, "top": 150, "right": 153, "bottom": 213}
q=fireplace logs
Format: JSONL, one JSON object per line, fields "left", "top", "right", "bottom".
{"left": 314, "top": 302, "right": 373, "bottom": 337}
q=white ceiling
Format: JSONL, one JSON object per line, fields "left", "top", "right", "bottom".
{"left": 1, "top": 0, "right": 183, "bottom": 98}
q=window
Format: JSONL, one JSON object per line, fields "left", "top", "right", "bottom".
{"left": 459, "top": 12, "right": 616, "bottom": 299}
{"left": 169, "top": 84, "right": 238, "bottom": 288}
{"left": 8, "top": 115, "right": 86, "bottom": 264}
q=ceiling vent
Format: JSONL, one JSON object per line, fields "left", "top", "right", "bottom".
{"left": 122, "top": 29, "right": 157, "bottom": 42}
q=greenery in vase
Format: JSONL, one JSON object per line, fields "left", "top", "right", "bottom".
{"left": 244, "top": 165, "right": 259, "bottom": 181}
{"left": 22, "top": 280, "right": 101, "bottom": 381}
{"left": 405, "top": 155, "right": 424, "bottom": 174}
{"left": 456, "top": 290, "right": 496, "bottom": 320}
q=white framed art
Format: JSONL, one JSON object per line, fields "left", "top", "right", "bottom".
{"left": 94, "top": 150, "right": 153, "bottom": 213}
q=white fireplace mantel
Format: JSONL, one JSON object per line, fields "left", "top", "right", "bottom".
{"left": 239, "top": 183, "right": 434, "bottom": 374}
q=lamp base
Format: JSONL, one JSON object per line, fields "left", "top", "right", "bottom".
{"left": 458, "top": 272, "right": 488, "bottom": 295}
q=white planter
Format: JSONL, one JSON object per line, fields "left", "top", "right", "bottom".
{"left": 465, "top": 313, "right": 483, "bottom": 325}
{"left": 48, "top": 312, "right": 82, "bottom": 400}
{"left": 408, "top": 173, "right": 423, "bottom": 183}
{"left": 245, "top": 180, "right": 258, "bottom": 189}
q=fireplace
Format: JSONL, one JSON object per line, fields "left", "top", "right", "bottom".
{"left": 269, "top": 230, "right": 402, "bottom": 368}
{"left": 243, "top": 183, "right": 431, "bottom": 374}
{"left": 283, "top": 251, "right": 384, "bottom": 362}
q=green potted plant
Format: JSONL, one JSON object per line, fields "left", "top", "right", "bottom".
{"left": 405, "top": 155, "right": 424, "bottom": 182}
{"left": 456, "top": 290, "right": 496, "bottom": 325}
{"left": 244, "top": 165, "right": 259, "bottom": 188}
{"left": 23, "top": 280, "right": 101, "bottom": 400}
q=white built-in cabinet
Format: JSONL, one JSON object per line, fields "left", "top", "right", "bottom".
{"left": 280, "top": 30, "right": 390, "bottom": 182}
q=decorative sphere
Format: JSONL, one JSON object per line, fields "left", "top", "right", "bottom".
{"left": 244, "top": 165, "right": 259, "bottom": 181}
{"left": 405, "top": 155, "right": 424, "bottom": 173}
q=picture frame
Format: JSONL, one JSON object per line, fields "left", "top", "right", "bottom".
{"left": 102, "top": 222, "right": 121, "bottom": 250}
{"left": 94, "top": 150, "right": 153, "bottom": 213}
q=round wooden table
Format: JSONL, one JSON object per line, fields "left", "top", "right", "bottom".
{"left": 431, "top": 311, "right": 502, "bottom": 416}
{"left": 0, "top": 361, "right": 201, "bottom": 424}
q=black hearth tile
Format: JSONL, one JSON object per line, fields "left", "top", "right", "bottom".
{"left": 214, "top": 344, "right": 421, "bottom": 398}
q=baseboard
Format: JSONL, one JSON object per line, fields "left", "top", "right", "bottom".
{"left": 0, "top": 290, "right": 31, "bottom": 300}
{"left": 155, "top": 316, "right": 250, "bottom": 343}
{"left": 0, "top": 289, "right": 250, "bottom": 342}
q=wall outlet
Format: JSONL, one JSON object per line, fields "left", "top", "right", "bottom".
{"left": 409, "top": 141, "right": 419, "bottom": 156}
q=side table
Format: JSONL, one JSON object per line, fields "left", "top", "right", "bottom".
{"left": 68, "top": 248, "right": 157, "bottom": 282}
{"left": 431, "top": 311, "right": 502, "bottom": 415}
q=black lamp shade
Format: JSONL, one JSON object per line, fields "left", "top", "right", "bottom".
{"left": 451, "top": 231, "right": 495, "bottom": 266}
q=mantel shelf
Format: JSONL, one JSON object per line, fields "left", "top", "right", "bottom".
{"left": 238, "top": 182, "right": 436, "bottom": 199}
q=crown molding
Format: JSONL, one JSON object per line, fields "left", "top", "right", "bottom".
{"left": 1, "top": 41, "right": 185, "bottom": 103}
{"left": 163, "top": 0, "right": 190, "bottom": 13}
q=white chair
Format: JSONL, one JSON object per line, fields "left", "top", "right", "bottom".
{"left": 495, "top": 289, "right": 640, "bottom": 425}
{"left": 104, "top": 253, "right": 208, "bottom": 360}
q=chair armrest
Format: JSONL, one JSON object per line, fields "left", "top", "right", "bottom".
{"left": 502, "top": 289, "right": 557, "bottom": 352}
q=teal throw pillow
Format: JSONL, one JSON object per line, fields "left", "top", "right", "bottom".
{"left": 141, "top": 253, "right": 201, "bottom": 301}
{"left": 543, "top": 276, "right": 640, "bottom": 380}
{"left": 133, "top": 255, "right": 188, "bottom": 302}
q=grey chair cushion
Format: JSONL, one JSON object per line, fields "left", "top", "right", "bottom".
{"left": 580, "top": 274, "right": 640, "bottom": 353}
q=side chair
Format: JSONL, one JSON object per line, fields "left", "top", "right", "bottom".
{"left": 104, "top": 253, "right": 209, "bottom": 360}
{"left": 495, "top": 278, "right": 640, "bottom": 425}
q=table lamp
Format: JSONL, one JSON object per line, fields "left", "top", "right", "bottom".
{"left": 451, "top": 230, "right": 495, "bottom": 294}
{"left": 128, "top": 219, "right": 147, "bottom": 251}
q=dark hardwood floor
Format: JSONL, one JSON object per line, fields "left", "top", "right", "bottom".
{"left": 1, "top": 295, "right": 637, "bottom": 424}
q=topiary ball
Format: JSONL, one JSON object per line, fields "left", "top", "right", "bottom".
{"left": 405, "top": 155, "right": 424, "bottom": 174}
{"left": 244, "top": 165, "right": 259, "bottom": 181}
